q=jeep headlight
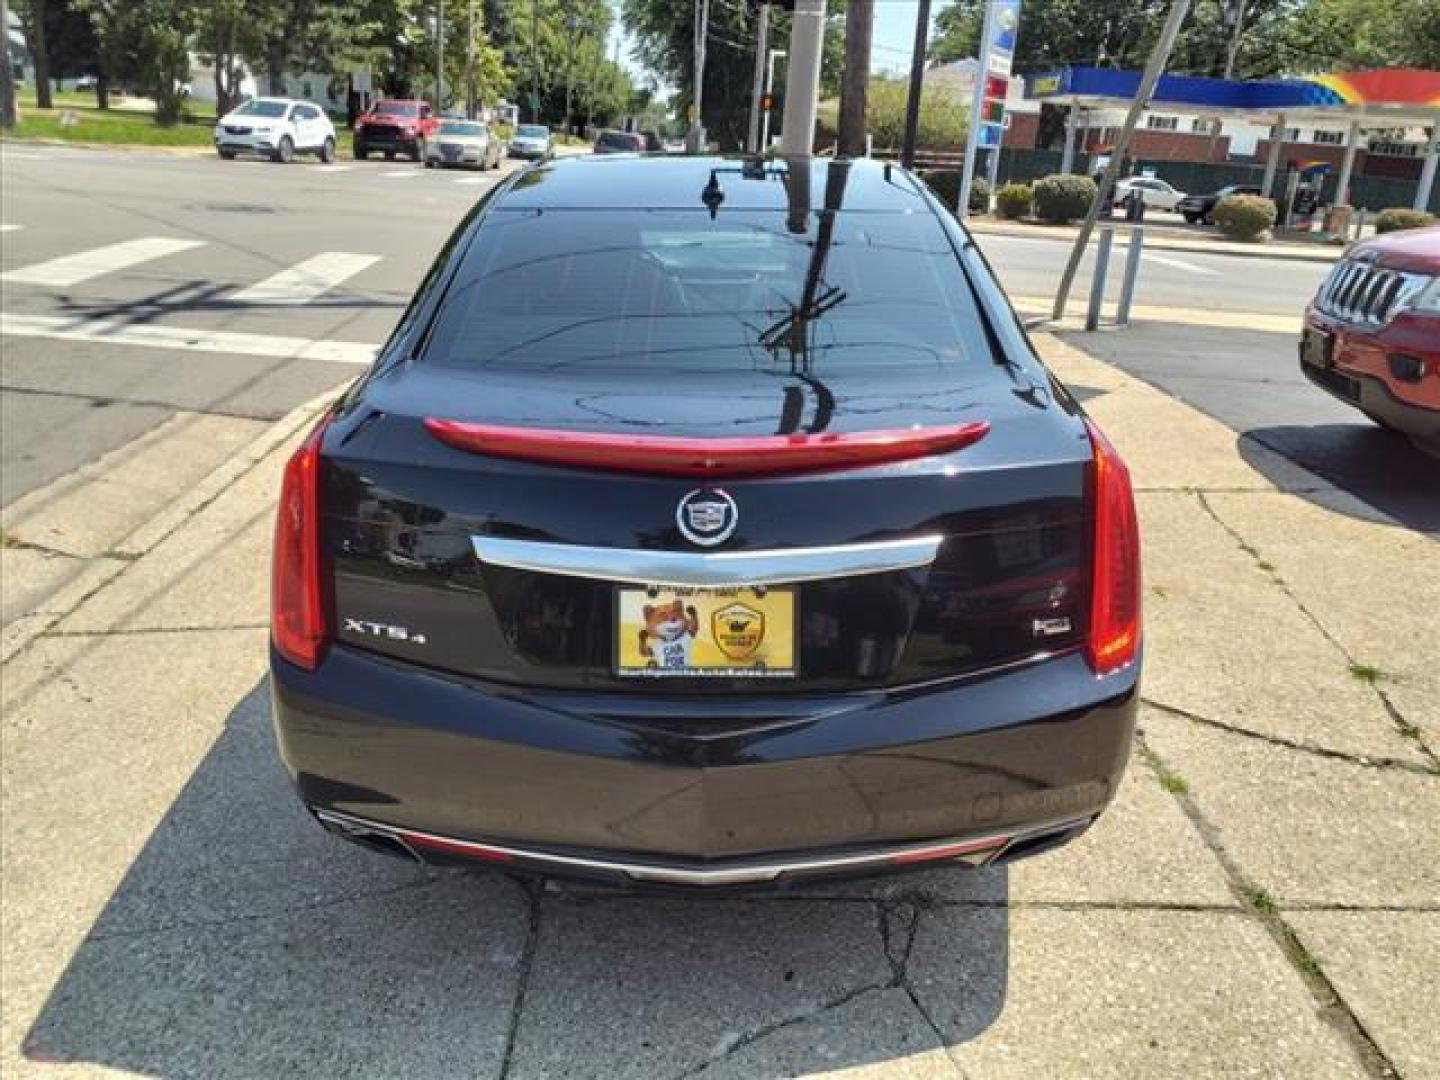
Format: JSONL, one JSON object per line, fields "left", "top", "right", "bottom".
{"left": 1412, "top": 276, "right": 1440, "bottom": 313}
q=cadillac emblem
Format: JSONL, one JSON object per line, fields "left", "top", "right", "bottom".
{"left": 676, "top": 488, "right": 738, "bottom": 547}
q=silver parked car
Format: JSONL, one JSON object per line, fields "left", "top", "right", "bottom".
{"left": 425, "top": 120, "right": 504, "bottom": 170}
{"left": 508, "top": 124, "right": 554, "bottom": 161}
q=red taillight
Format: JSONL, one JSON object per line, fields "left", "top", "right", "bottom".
{"left": 888, "top": 835, "right": 1011, "bottom": 865}
{"left": 1084, "top": 419, "right": 1141, "bottom": 674}
{"left": 271, "top": 414, "right": 332, "bottom": 670}
{"left": 421, "top": 419, "right": 991, "bottom": 478}
{"left": 393, "top": 828, "right": 516, "bottom": 862}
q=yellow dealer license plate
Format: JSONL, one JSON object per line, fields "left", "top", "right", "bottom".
{"left": 616, "top": 585, "right": 797, "bottom": 678}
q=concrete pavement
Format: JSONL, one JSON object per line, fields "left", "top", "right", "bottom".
{"left": 2, "top": 325, "right": 1435, "bottom": 1078}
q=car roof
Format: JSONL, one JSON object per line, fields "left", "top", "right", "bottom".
{"left": 497, "top": 156, "right": 931, "bottom": 212}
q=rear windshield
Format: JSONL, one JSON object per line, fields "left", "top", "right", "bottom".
{"left": 441, "top": 121, "right": 486, "bottom": 136}
{"left": 598, "top": 132, "right": 640, "bottom": 148}
{"left": 375, "top": 101, "right": 420, "bottom": 117}
{"left": 421, "top": 208, "right": 991, "bottom": 374}
{"left": 518, "top": 125, "right": 549, "bottom": 138}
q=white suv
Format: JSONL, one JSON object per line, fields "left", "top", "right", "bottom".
{"left": 214, "top": 98, "right": 337, "bottom": 164}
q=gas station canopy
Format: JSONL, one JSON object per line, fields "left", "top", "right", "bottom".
{"left": 1027, "top": 66, "right": 1440, "bottom": 125}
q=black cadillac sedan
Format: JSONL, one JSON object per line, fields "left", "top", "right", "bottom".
{"left": 271, "top": 155, "right": 1142, "bottom": 888}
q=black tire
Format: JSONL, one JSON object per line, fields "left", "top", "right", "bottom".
{"left": 424, "top": 157, "right": 436, "bottom": 168}
{"left": 273, "top": 135, "right": 293, "bottom": 164}
{"left": 1183, "top": 212, "right": 1199, "bottom": 224}
{"left": 217, "top": 149, "right": 236, "bottom": 160}
{"left": 384, "top": 150, "right": 395, "bottom": 161}
{"left": 411, "top": 139, "right": 425, "bottom": 163}
{"left": 354, "top": 143, "right": 368, "bottom": 160}
{"left": 320, "top": 137, "right": 335, "bottom": 164}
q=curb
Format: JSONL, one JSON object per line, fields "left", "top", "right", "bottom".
{"left": 0, "top": 383, "right": 347, "bottom": 665}
{"left": 967, "top": 221, "right": 1343, "bottom": 264}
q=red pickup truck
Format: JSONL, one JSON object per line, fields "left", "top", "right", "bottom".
{"left": 1301, "top": 225, "right": 1440, "bottom": 455}
{"left": 354, "top": 99, "right": 438, "bottom": 161}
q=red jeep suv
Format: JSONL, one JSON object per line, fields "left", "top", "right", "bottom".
{"left": 354, "top": 99, "right": 437, "bottom": 162}
{"left": 1302, "top": 225, "right": 1440, "bottom": 455}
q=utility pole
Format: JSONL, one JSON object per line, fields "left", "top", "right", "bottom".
{"left": 0, "top": 0, "right": 17, "bottom": 129}
{"left": 780, "top": 0, "right": 826, "bottom": 157}
{"left": 1052, "top": 0, "right": 1192, "bottom": 320}
{"left": 746, "top": 2, "right": 771, "bottom": 154}
{"left": 838, "top": 0, "right": 872, "bottom": 157}
{"left": 531, "top": 0, "right": 541, "bottom": 123}
{"left": 899, "top": 0, "right": 931, "bottom": 168}
{"left": 687, "top": 0, "right": 712, "bottom": 152}
{"left": 565, "top": 14, "right": 578, "bottom": 137}
{"left": 466, "top": 0, "right": 476, "bottom": 118}
{"left": 437, "top": 0, "right": 445, "bottom": 112}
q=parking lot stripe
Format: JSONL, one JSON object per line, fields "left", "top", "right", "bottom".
{"left": 0, "top": 311, "right": 377, "bottom": 365}
{"left": 0, "top": 237, "right": 205, "bottom": 287}
{"left": 229, "top": 252, "right": 381, "bottom": 306}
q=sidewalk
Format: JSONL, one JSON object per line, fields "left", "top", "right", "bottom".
{"left": 2, "top": 340, "right": 1435, "bottom": 1078}
{"left": 968, "top": 215, "right": 1345, "bottom": 263}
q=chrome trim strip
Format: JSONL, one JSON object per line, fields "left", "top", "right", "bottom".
{"left": 470, "top": 534, "right": 943, "bottom": 587}
{"left": 313, "top": 808, "right": 1042, "bottom": 885}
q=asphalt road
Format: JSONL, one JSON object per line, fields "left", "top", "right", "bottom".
{"left": 0, "top": 142, "right": 1419, "bottom": 529}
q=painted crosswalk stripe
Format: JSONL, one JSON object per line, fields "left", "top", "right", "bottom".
{"left": 0, "top": 311, "right": 377, "bottom": 365}
{"left": 319, "top": 164, "right": 357, "bottom": 173}
{"left": 0, "top": 223, "right": 20, "bottom": 233}
{"left": 229, "top": 252, "right": 381, "bottom": 306}
{"left": 380, "top": 170, "right": 420, "bottom": 179}
{"left": 453, "top": 176, "right": 495, "bottom": 185}
{"left": 0, "top": 237, "right": 204, "bottom": 287}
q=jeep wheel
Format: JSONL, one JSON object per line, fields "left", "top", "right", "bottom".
{"left": 273, "top": 136, "right": 293, "bottom": 164}
{"left": 320, "top": 137, "right": 336, "bottom": 164}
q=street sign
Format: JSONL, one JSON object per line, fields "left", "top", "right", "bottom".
{"left": 960, "top": 0, "right": 1023, "bottom": 216}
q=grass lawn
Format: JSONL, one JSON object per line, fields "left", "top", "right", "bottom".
{"left": 4, "top": 90, "right": 217, "bottom": 146}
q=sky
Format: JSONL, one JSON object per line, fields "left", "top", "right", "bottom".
{"left": 606, "top": 1, "right": 950, "bottom": 89}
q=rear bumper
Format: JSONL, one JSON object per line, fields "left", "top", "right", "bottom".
{"left": 271, "top": 643, "right": 1139, "bottom": 886}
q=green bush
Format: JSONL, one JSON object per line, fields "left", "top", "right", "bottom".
{"left": 1375, "top": 207, "right": 1436, "bottom": 234}
{"left": 968, "top": 175, "right": 991, "bottom": 213}
{"left": 996, "top": 182, "right": 1032, "bottom": 220}
{"left": 1031, "top": 174, "right": 1096, "bottom": 224}
{"left": 1213, "top": 194, "right": 1277, "bottom": 241}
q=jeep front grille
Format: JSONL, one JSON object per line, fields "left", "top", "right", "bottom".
{"left": 1315, "top": 259, "right": 1428, "bottom": 327}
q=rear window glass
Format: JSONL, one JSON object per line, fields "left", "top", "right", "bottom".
{"left": 375, "top": 102, "right": 420, "bottom": 117}
{"left": 441, "top": 121, "right": 486, "bottom": 136}
{"left": 518, "top": 125, "right": 549, "bottom": 138}
{"left": 421, "top": 208, "right": 991, "bottom": 374}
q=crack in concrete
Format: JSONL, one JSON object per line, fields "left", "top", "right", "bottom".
{"left": 84, "top": 872, "right": 451, "bottom": 944}
{"left": 672, "top": 983, "right": 898, "bottom": 1080}
{"left": 1143, "top": 696, "right": 1438, "bottom": 778}
{"left": 497, "top": 876, "right": 543, "bottom": 1080}
{"left": 1135, "top": 731, "right": 1403, "bottom": 1080}
{"left": 1194, "top": 490, "right": 1439, "bottom": 773}
{"left": 0, "top": 537, "right": 87, "bottom": 559}
{"left": 0, "top": 382, "right": 278, "bottom": 422}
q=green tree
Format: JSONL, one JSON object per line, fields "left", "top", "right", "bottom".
{"left": 622, "top": 0, "right": 845, "bottom": 150}
{"left": 78, "top": 0, "right": 196, "bottom": 122}
{"left": 1278, "top": 0, "right": 1439, "bottom": 70}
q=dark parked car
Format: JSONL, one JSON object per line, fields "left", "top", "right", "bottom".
{"left": 594, "top": 130, "right": 646, "bottom": 154}
{"left": 1176, "top": 183, "right": 1262, "bottom": 225}
{"left": 271, "top": 156, "right": 1142, "bottom": 888}
{"left": 1301, "top": 225, "right": 1440, "bottom": 454}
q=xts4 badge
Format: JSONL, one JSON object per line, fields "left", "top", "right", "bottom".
{"left": 344, "top": 618, "right": 429, "bottom": 646}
